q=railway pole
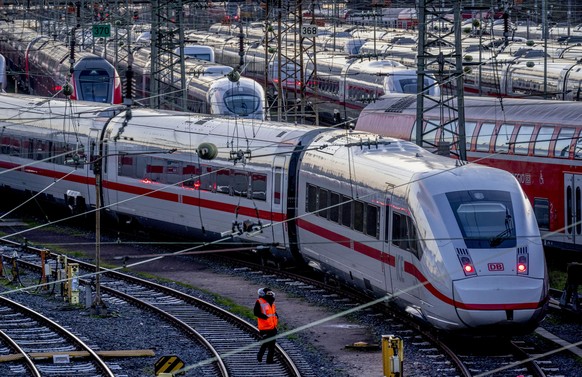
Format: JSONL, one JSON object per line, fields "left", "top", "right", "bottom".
{"left": 91, "top": 154, "right": 107, "bottom": 316}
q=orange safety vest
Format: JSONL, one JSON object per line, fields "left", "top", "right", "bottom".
{"left": 257, "top": 298, "right": 278, "bottom": 331}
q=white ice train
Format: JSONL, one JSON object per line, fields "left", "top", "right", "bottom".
{"left": 462, "top": 59, "right": 582, "bottom": 101}
{"left": 0, "top": 92, "right": 548, "bottom": 334}
{"left": 306, "top": 52, "right": 440, "bottom": 124}
{"left": 129, "top": 47, "right": 266, "bottom": 119}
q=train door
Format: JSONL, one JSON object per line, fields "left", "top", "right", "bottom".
{"left": 564, "top": 173, "right": 582, "bottom": 245}
{"left": 382, "top": 196, "right": 394, "bottom": 295}
{"left": 271, "top": 155, "right": 287, "bottom": 246}
{"left": 386, "top": 200, "right": 421, "bottom": 306}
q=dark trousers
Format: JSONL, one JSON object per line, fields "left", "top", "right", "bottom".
{"left": 257, "top": 328, "right": 277, "bottom": 363}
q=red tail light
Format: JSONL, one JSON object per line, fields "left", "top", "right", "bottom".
{"left": 517, "top": 254, "right": 528, "bottom": 275}
{"left": 459, "top": 255, "right": 477, "bottom": 276}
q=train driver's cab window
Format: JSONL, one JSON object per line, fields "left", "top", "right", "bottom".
{"left": 494, "top": 123, "right": 515, "bottom": 153}
{"left": 78, "top": 69, "right": 110, "bottom": 103}
{"left": 476, "top": 123, "right": 495, "bottom": 152}
{"left": 514, "top": 125, "right": 534, "bottom": 155}
{"left": 447, "top": 190, "right": 516, "bottom": 249}
{"left": 225, "top": 94, "right": 261, "bottom": 116}
{"left": 534, "top": 126, "right": 555, "bottom": 157}
{"left": 554, "top": 128, "right": 575, "bottom": 158}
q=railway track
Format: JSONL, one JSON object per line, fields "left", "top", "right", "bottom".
{"left": 0, "top": 295, "right": 117, "bottom": 377}
{"left": 0, "top": 226, "right": 577, "bottom": 377}
{"left": 0, "top": 240, "right": 308, "bottom": 377}
{"left": 219, "top": 255, "right": 564, "bottom": 377}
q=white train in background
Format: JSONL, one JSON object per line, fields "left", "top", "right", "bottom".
{"left": 306, "top": 52, "right": 440, "bottom": 124}
{"left": 0, "top": 92, "right": 548, "bottom": 335}
{"left": 130, "top": 46, "right": 265, "bottom": 119}
{"left": 0, "top": 20, "right": 122, "bottom": 104}
{"left": 96, "top": 42, "right": 266, "bottom": 120}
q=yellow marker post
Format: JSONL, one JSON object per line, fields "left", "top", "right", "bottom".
{"left": 67, "top": 263, "right": 79, "bottom": 305}
{"left": 382, "top": 334, "right": 404, "bottom": 377}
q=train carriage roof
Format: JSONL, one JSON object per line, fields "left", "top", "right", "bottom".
{"left": 358, "top": 94, "right": 582, "bottom": 127}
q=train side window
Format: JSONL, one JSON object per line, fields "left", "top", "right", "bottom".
{"left": 354, "top": 201, "right": 364, "bottom": 232}
{"left": 494, "top": 123, "right": 515, "bottom": 153}
{"left": 34, "top": 139, "right": 51, "bottom": 161}
{"left": 577, "top": 187, "right": 582, "bottom": 235}
{"left": 145, "top": 157, "right": 164, "bottom": 182}
{"left": 533, "top": 198, "right": 549, "bottom": 230}
{"left": 554, "top": 128, "right": 575, "bottom": 158}
{"left": 274, "top": 168, "right": 282, "bottom": 204}
{"left": 24, "top": 139, "right": 33, "bottom": 159}
{"left": 119, "top": 154, "right": 136, "bottom": 178}
{"left": 10, "top": 137, "right": 21, "bottom": 157}
{"left": 232, "top": 170, "right": 249, "bottom": 197}
{"left": 165, "top": 160, "right": 182, "bottom": 184}
{"left": 329, "top": 192, "right": 340, "bottom": 222}
{"left": 366, "top": 204, "right": 379, "bottom": 239}
{"left": 306, "top": 184, "right": 317, "bottom": 213}
{"left": 318, "top": 188, "right": 329, "bottom": 218}
{"left": 534, "top": 126, "right": 555, "bottom": 157}
{"left": 200, "top": 165, "right": 215, "bottom": 192}
{"left": 441, "top": 121, "right": 457, "bottom": 145}
{"left": 391, "top": 213, "right": 421, "bottom": 258}
{"left": 476, "top": 122, "right": 495, "bottom": 152}
{"left": 574, "top": 135, "right": 582, "bottom": 160}
{"left": 514, "top": 125, "right": 535, "bottom": 155}
{"left": 406, "top": 217, "right": 421, "bottom": 259}
{"left": 216, "top": 168, "right": 231, "bottom": 194}
{"left": 391, "top": 213, "right": 407, "bottom": 249}
{"left": 182, "top": 164, "right": 200, "bottom": 188}
{"left": 464, "top": 121, "right": 477, "bottom": 151}
{"left": 52, "top": 141, "right": 66, "bottom": 164}
{"left": 251, "top": 173, "right": 267, "bottom": 201}
{"left": 1, "top": 136, "right": 10, "bottom": 154}
{"left": 340, "top": 195, "right": 352, "bottom": 228}
{"left": 566, "top": 185, "right": 573, "bottom": 234}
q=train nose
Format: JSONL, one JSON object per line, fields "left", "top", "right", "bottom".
{"left": 452, "top": 276, "right": 546, "bottom": 328}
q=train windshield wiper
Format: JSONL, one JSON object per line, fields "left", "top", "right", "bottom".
{"left": 490, "top": 212, "right": 514, "bottom": 248}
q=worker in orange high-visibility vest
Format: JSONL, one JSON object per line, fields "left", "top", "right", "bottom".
{"left": 254, "top": 287, "right": 279, "bottom": 364}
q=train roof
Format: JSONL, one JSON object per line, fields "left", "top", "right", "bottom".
{"left": 360, "top": 94, "right": 582, "bottom": 126}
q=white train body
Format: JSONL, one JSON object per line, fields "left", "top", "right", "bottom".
{"left": 99, "top": 43, "right": 266, "bottom": 120}
{"left": 0, "top": 93, "right": 548, "bottom": 334}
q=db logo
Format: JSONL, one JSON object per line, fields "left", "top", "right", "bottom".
{"left": 488, "top": 263, "right": 504, "bottom": 271}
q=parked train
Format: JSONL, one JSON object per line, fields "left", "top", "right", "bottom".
{"left": 0, "top": 21, "right": 122, "bottom": 104}
{"left": 186, "top": 31, "right": 440, "bottom": 124}
{"left": 307, "top": 52, "right": 440, "bottom": 124}
{"left": 356, "top": 93, "right": 582, "bottom": 252}
{"left": 0, "top": 92, "right": 548, "bottom": 334}
{"left": 462, "top": 59, "right": 582, "bottom": 101}
{"left": 98, "top": 42, "right": 266, "bottom": 120}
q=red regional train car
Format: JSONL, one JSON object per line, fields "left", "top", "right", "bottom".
{"left": 356, "top": 94, "right": 582, "bottom": 252}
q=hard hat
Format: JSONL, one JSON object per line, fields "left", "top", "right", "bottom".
{"left": 258, "top": 287, "right": 274, "bottom": 297}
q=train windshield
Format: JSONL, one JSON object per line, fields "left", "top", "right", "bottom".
{"left": 224, "top": 95, "right": 261, "bottom": 116}
{"left": 446, "top": 190, "right": 516, "bottom": 249}
{"left": 78, "top": 69, "right": 111, "bottom": 103}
